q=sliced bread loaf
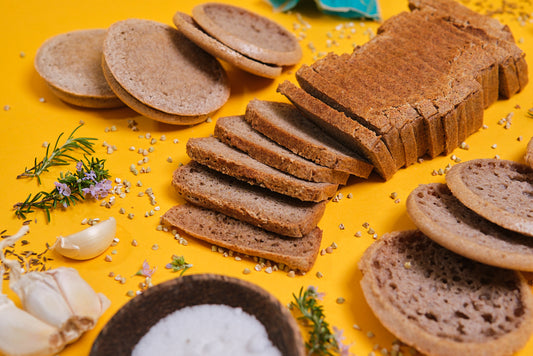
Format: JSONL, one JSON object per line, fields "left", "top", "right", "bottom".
{"left": 186, "top": 136, "right": 338, "bottom": 202}
{"left": 407, "top": 182, "right": 533, "bottom": 271}
{"left": 245, "top": 99, "right": 373, "bottom": 177}
{"left": 214, "top": 115, "right": 349, "bottom": 184}
{"left": 359, "top": 229, "right": 533, "bottom": 356}
{"left": 171, "top": 161, "right": 326, "bottom": 238}
{"left": 446, "top": 159, "right": 533, "bottom": 237}
{"left": 162, "top": 204, "right": 322, "bottom": 272}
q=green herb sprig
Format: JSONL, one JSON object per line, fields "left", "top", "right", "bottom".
{"left": 17, "top": 124, "right": 96, "bottom": 184}
{"left": 14, "top": 156, "right": 111, "bottom": 222}
{"left": 291, "top": 286, "right": 341, "bottom": 356}
{"left": 165, "top": 255, "right": 193, "bottom": 276}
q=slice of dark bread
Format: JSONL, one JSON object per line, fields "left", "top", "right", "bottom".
{"left": 276, "top": 80, "right": 395, "bottom": 180}
{"left": 407, "top": 182, "right": 533, "bottom": 271}
{"left": 161, "top": 204, "right": 322, "bottom": 272}
{"left": 359, "top": 229, "right": 533, "bottom": 356}
{"left": 245, "top": 99, "right": 373, "bottom": 177}
{"left": 214, "top": 115, "right": 350, "bottom": 184}
{"left": 186, "top": 136, "right": 338, "bottom": 202}
{"left": 172, "top": 161, "right": 326, "bottom": 238}
{"left": 446, "top": 159, "right": 533, "bottom": 237}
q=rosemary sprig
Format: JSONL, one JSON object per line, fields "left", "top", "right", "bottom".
{"left": 165, "top": 255, "right": 193, "bottom": 276}
{"left": 291, "top": 286, "right": 341, "bottom": 356}
{"left": 17, "top": 124, "right": 96, "bottom": 184}
{"left": 13, "top": 156, "right": 111, "bottom": 222}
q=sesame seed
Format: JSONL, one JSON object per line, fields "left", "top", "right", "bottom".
{"left": 3, "top": 105, "right": 10, "bottom": 111}
{"left": 131, "top": 239, "right": 138, "bottom": 247}
{"left": 39, "top": 97, "right": 46, "bottom": 103}
{"left": 354, "top": 231, "right": 362, "bottom": 237}
{"left": 151, "top": 244, "right": 158, "bottom": 250}
{"left": 126, "top": 290, "right": 135, "bottom": 297}
{"left": 353, "top": 324, "right": 361, "bottom": 330}
{"left": 104, "top": 255, "right": 113, "bottom": 262}
{"left": 404, "top": 261, "right": 412, "bottom": 269}
{"left": 336, "top": 297, "right": 345, "bottom": 304}
{"left": 316, "top": 271, "right": 323, "bottom": 278}
{"left": 339, "top": 223, "right": 345, "bottom": 230}
{"left": 287, "top": 270, "right": 296, "bottom": 278}
{"left": 243, "top": 268, "right": 251, "bottom": 275}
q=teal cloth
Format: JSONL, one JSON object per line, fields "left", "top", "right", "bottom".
{"left": 268, "top": 0, "right": 381, "bottom": 20}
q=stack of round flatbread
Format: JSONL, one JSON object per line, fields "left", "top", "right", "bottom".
{"left": 359, "top": 158, "right": 533, "bottom": 356}
{"left": 173, "top": 3, "right": 302, "bottom": 78}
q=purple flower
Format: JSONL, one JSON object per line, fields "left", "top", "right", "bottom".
{"left": 83, "top": 170, "right": 97, "bottom": 182}
{"left": 76, "top": 161, "right": 83, "bottom": 172}
{"left": 82, "top": 179, "right": 112, "bottom": 199}
{"left": 308, "top": 286, "right": 325, "bottom": 300}
{"left": 333, "top": 327, "right": 353, "bottom": 356}
{"left": 136, "top": 260, "right": 156, "bottom": 277}
{"left": 54, "top": 182, "right": 71, "bottom": 197}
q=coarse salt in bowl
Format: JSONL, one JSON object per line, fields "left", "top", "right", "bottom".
{"left": 90, "top": 273, "right": 305, "bottom": 356}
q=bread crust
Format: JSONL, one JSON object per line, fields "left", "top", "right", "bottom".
{"left": 526, "top": 137, "right": 533, "bottom": 169}
{"left": 446, "top": 159, "right": 533, "bottom": 237}
{"left": 359, "top": 230, "right": 533, "bottom": 356}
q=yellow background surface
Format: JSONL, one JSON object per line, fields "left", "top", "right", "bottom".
{"left": 1, "top": 0, "right": 533, "bottom": 355}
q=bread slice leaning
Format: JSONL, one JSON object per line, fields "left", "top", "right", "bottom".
{"left": 359, "top": 230, "right": 533, "bottom": 356}
{"left": 162, "top": 204, "right": 322, "bottom": 272}
{"left": 172, "top": 161, "right": 326, "bottom": 238}
{"left": 186, "top": 136, "right": 338, "bottom": 202}
{"left": 526, "top": 137, "right": 533, "bottom": 169}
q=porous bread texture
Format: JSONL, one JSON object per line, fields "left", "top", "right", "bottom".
{"left": 172, "top": 12, "right": 282, "bottom": 78}
{"left": 277, "top": 80, "right": 395, "bottom": 180}
{"left": 171, "top": 161, "right": 326, "bottom": 238}
{"left": 34, "top": 29, "right": 123, "bottom": 109}
{"left": 406, "top": 183, "right": 533, "bottom": 271}
{"left": 186, "top": 136, "right": 338, "bottom": 202}
{"left": 192, "top": 2, "right": 302, "bottom": 66}
{"left": 162, "top": 204, "right": 322, "bottom": 272}
{"left": 245, "top": 99, "right": 373, "bottom": 177}
{"left": 279, "top": 0, "right": 526, "bottom": 179}
{"left": 526, "top": 137, "right": 533, "bottom": 169}
{"left": 214, "top": 116, "right": 350, "bottom": 185}
{"left": 359, "top": 230, "right": 533, "bottom": 356}
{"left": 102, "top": 18, "right": 229, "bottom": 124}
{"left": 446, "top": 159, "right": 533, "bottom": 237}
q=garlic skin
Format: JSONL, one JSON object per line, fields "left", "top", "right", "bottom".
{"left": 52, "top": 217, "right": 116, "bottom": 260}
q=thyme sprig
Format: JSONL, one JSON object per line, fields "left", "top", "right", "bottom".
{"left": 14, "top": 156, "right": 111, "bottom": 222}
{"left": 165, "top": 255, "right": 193, "bottom": 276}
{"left": 291, "top": 286, "right": 343, "bottom": 356}
{"left": 17, "top": 124, "right": 96, "bottom": 184}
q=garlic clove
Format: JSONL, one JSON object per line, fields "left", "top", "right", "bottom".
{"left": 0, "top": 295, "right": 65, "bottom": 356}
{"left": 48, "top": 267, "right": 110, "bottom": 331}
{"left": 52, "top": 217, "right": 116, "bottom": 260}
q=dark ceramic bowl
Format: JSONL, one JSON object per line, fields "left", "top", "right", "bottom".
{"left": 90, "top": 273, "right": 305, "bottom": 355}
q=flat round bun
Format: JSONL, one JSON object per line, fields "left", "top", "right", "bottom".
{"left": 192, "top": 3, "right": 302, "bottom": 66}
{"left": 446, "top": 159, "right": 533, "bottom": 237}
{"left": 173, "top": 12, "right": 282, "bottom": 78}
{"left": 103, "top": 18, "right": 230, "bottom": 125}
{"left": 34, "top": 29, "right": 124, "bottom": 109}
{"left": 406, "top": 183, "right": 533, "bottom": 271}
{"left": 359, "top": 230, "right": 533, "bottom": 356}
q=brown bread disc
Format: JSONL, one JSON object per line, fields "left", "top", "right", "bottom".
{"left": 446, "top": 159, "right": 533, "bottom": 237}
{"left": 192, "top": 2, "right": 302, "bottom": 66}
{"left": 103, "top": 18, "right": 229, "bottom": 125}
{"left": 34, "top": 29, "right": 123, "bottom": 109}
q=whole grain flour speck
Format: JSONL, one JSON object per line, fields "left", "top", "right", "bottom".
{"left": 132, "top": 304, "right": 281, "bottom": 356}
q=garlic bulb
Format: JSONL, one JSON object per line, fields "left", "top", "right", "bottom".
{"left": 51, "top": 217, "right": 116, "bottom": 260}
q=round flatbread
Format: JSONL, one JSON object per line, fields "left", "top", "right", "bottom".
{"left": 192, "top": 3, "right": 302, "bottom": 66}
{"left": 359, "top": 229, "right": 533, "bottom": 356}
{"left": 526, "top": 137, "right": 533, "bottom": 168}
{"left": 173, "top": 12, "right": 282, "bottom": 78}
{"left": 445, "top": 159, "right": 533, "bottom": 237}
{"left": 407, "top": 182, "right": 533, "bottom": 271}
{"left": 34, "top": 29, "right": 123, "bottom": 109}
{"left": 103, "top": 18, "right": 230, "bottom": 125}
